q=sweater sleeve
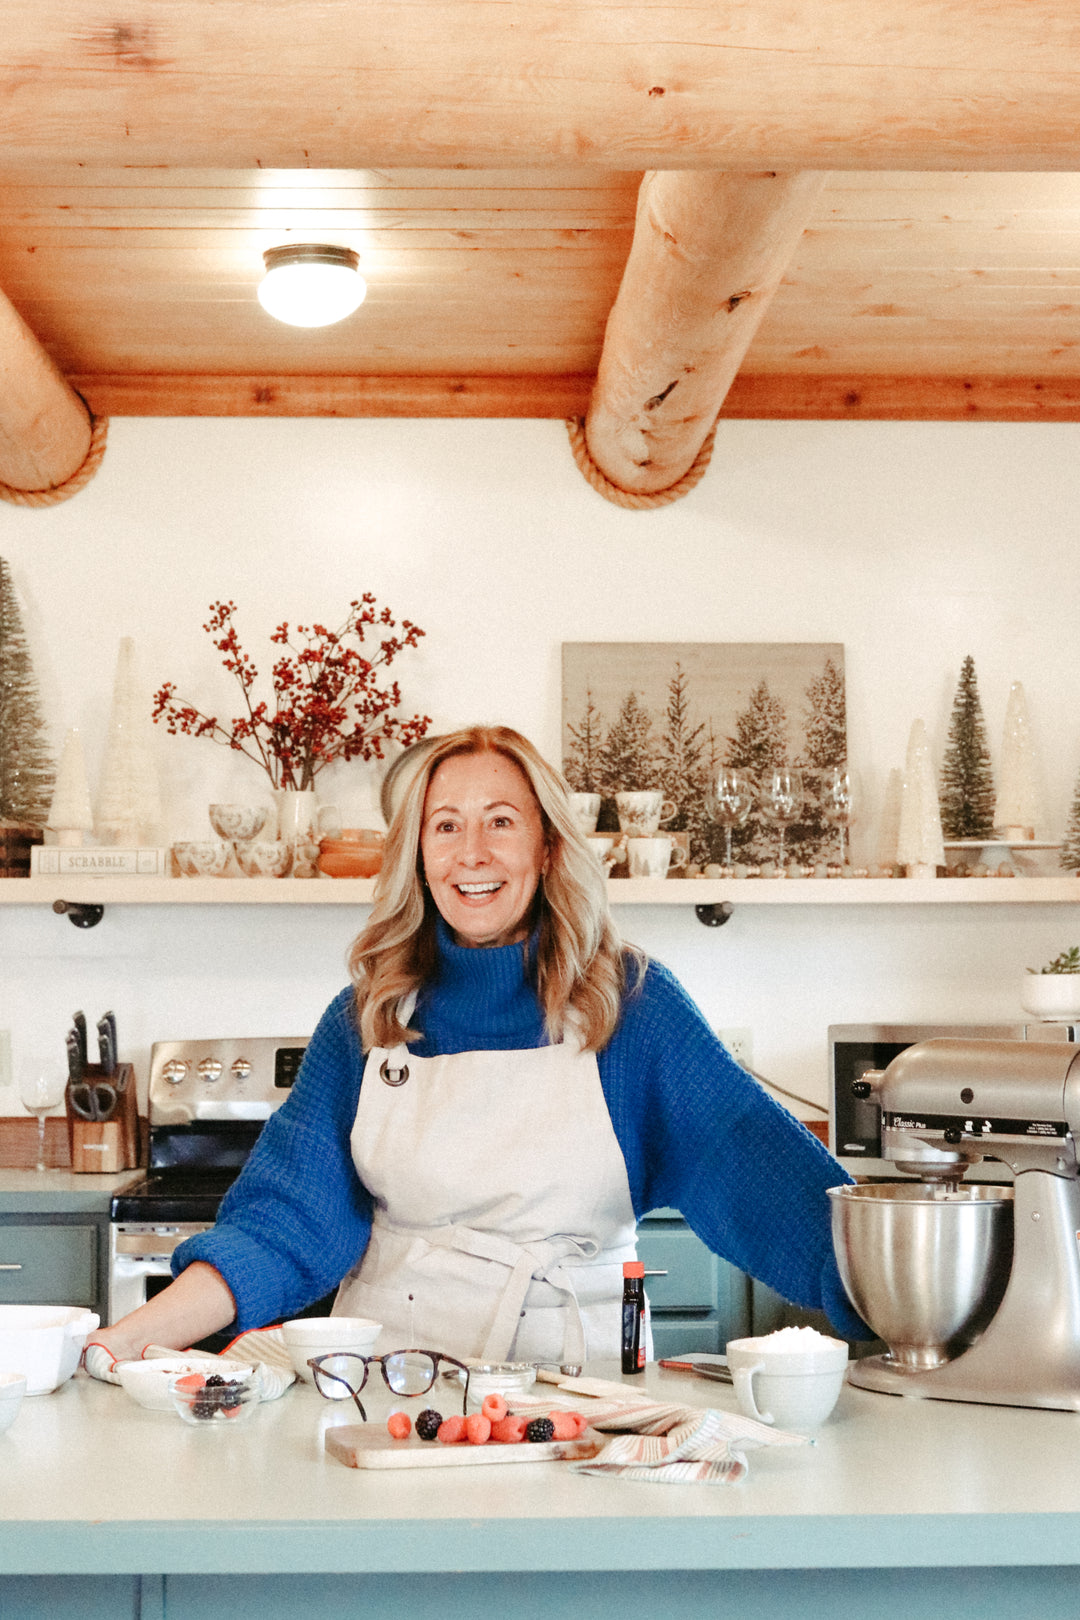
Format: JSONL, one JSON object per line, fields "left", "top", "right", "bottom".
{"left": 601, "top": 961, "right": 869, "bottom": 1341}
{"left": 171, "top": 987, "right": 373, "bottom": 1331}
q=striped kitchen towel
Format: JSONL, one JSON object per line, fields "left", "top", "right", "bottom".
{"left": 568, "top": 1404, "right": 809, "bottom": 1484}
{"left": 518, "top": 1377, "right": 809, "bottom": 1484}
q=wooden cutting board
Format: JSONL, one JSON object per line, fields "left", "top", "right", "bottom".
{"left": 325, "top": 1424, "right": 603, "bottom": 1469}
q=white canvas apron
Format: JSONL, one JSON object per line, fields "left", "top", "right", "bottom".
{"left": 334, "top": 997, "right": 640, "bottom": 1365}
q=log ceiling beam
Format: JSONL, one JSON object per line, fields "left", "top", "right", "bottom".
{"left": 3, "top": 2, "right": 1080, "bottom": 171}
{"left": 68, "top": 372, "right": 1080, "bottom": 424}
{"left": 583, "top": 171, "right": 826, "bottom": 496}
{"left": 0, "top": 284, "right": 93, "bottom": 493}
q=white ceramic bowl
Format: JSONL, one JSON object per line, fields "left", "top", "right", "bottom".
{"left": 1019, "top": 974, "right": 1080, "bottom": 1020}
{"left": 0, "top": 1371, "right": 27, "bottom": 1433}
{"left": 116, "top": 1357, "right": 248, "bottom": 1412}
{"left": 281, "top": 1316, "right": 382, "bottom": 1384}
{"left": 0, "top": 1305, "right": 99, "bottom": 1395}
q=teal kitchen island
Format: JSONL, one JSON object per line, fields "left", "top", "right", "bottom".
{"left": 2, "top": 1359, "right": 1079, "bottom": 1620}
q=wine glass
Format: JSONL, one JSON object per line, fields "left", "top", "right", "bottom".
{"left": 707, "top": 768, "right": 755, "bottom": 866}
{"left": 19, "top": 1066, "right": 67, "bottom": 1173}
{"left": 820, "top": 766, "right": 860, "bottom": 867}
{"left": 760, "top": 768, "right": 803, "bottom": 869}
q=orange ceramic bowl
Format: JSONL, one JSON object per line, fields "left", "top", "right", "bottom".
{"left": 317, "top": 831, "right": 385, "bottom": 879}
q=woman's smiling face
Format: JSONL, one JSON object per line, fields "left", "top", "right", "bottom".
{"left": 420, "top": 750, "right": 549, "bottom": 947}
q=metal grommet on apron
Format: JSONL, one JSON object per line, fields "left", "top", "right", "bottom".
{"left": 335, "top": 992, "right": 641, "bottom": 1364}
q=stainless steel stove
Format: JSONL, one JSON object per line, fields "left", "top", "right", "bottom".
{"left": 109, "top": 1035, "right": 310, "bottom": 1345}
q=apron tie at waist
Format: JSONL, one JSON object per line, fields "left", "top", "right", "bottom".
{"left": 389, "top": 1221, "right": 611, "bottom": 1365}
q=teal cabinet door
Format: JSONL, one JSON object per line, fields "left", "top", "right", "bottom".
{"left": 0, "top": 1223, "right": 98, "bottom": 1307}
{"left": 637, "top": 1212, "right": 751, "bottom": 1355}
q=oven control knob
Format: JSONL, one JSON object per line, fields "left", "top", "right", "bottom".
{"left": 231, "top": 1059, "right": 252, "bottom": 1080}
{"left": 162, "top": 1060, "right": 189, "bottom": 1085}
{"left": 198, "top": 1058, "right": 223, "bottom": 1083}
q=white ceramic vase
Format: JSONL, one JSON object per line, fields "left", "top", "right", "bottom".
{"left": 274, "top": 789, "right": 317, "bottom": 844}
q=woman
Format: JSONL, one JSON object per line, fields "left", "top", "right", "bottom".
{"left": 88, "top": 725, "right": 864, "bottom": 1370}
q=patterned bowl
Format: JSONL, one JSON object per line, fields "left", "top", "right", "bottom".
{"left": 208, "top": 804, "right": 271, "bottom": 842}
{"left": 172, "top": 840, "right": 233, "bottom": 878}
{"left": 234, "top": 839, "right": 293, "bottom": 878}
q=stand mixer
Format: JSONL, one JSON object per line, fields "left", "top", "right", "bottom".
{"left": 829, "top": 1037, "right": 1080, "bottom": 1410}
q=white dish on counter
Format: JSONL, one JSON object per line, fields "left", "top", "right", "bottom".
{"left": 0, "top": 1370, "right": 27, "bottom": 1432}
{"left": 281, "top": 1316, "right": 381, "bottom": 1383}
{"left": 0, "top": 1305, "right": 99, "bottom": 1395}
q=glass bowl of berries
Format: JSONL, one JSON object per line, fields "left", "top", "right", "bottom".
{"left": 168, "top": 1365, "right": 260, "bottom": 1427}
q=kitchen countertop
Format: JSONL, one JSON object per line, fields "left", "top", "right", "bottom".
{"left": 6, "top": 1358, "right": 1080, "bottom": 1577}
{"left": 0, "top": 1168, "right": 143, "bottom": 1214}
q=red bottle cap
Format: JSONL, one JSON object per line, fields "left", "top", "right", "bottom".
{"left": 623, "top": 1260, "right": 645, "bottom": 1278}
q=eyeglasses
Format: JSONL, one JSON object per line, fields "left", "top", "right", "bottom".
{"left": 308, "top": 1348, "right": 472, "bottom": 1422}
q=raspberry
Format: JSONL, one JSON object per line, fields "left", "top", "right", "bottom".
{"left": 415, "top": 1409, "right": 442, "bottom": 1441}
{"left": 548, "top": 1411, "right": 581, "bottom": 1441}
{"left": 490, "top": 1414, "right": 528, "bottom": 1444}
{"left": 464, "top": 1412, "right": 491, "bottom": 1445}
{"left": 481, "top": 1393, "right": 508, "bottom": 1423}
{"left": 525, "top": 1417, "right": 555, "bottom": 1443}
{"left": 437, "top": 1415, "right": 467, "bottom": 1444}
{"left": 386, "top": 1412, "right": 412, "bottom": 1440}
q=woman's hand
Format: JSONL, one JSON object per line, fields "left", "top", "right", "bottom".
{"left": 81, "top": 1262, "right": 238, "bottom": 1381}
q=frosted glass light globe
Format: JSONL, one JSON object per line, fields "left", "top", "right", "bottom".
{"left": 258, "top": 245, "right": 366, "bottom": 328}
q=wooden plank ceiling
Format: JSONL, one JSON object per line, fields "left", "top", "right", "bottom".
{"left": 3, "top": 167, "right": 1080, "bottom": 422}
{"left": 5, "top": 1, "right": 1080, "bottom": 431}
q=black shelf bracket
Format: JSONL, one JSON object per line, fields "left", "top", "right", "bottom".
{"left": 695, "top": 901, "right": 734, "bottom": 928}
{"left": 52, "top": 899, "right": 105, "bottom": 929}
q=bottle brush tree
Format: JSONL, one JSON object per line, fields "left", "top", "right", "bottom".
{"left": 939, "top": 654, "right": 995, "bottom": 840}
{"left": 0, "top": 556, "right": 54, "bottom": 826}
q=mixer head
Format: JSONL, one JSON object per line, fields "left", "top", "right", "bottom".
{"left": 854, "top": 1037, "right": 1080, "bottom": 1181}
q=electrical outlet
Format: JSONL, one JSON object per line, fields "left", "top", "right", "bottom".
{"left": 0, "top": 1029, "right": 11, "bottom": 1096}
{"left": 719, "top": 1026, "right": 753, "bottom": 1070}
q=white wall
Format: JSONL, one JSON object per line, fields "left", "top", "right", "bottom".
{"left": 2, "top": 416, "right": 1079, "bottom": 1118}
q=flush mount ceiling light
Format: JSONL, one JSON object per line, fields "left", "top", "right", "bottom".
{"left": 257, "top": 244, "right": 366, "bottom": 328}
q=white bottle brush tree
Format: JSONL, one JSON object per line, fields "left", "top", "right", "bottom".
{"left": 995, "top": 680, "right": 1041, "bottom": 840}
{"left": 47, "top": 727, "right": 94, "bottom": 846}
{"left": 896, "top": 718, "right": 945, "bottom": 877}
{"left": 96, "top": 637, "right": 163, "bottom": 845}
{"left": 939, "top": 655, "right": 996, "bottom": 840}
{"left": 0, "top": 557, "right": 55, "bottom": 827}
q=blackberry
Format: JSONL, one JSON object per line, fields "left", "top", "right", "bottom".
{"left": 525, "top": 1417, "right": 555, "bottom": 1443}
{"left": 205, "top": 1374, "right": 227, "bottom": 1388}
{"left": 415, "top": 1408, "right": 442, "bottom": 1441}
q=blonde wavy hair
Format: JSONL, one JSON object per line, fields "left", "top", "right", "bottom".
{"left": 349, "top": 726, "right": 643, "bottom": 1052}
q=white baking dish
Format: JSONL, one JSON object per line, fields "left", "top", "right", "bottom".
{"left": 0, "top": 1305, "right": 100, "bottom": 1394}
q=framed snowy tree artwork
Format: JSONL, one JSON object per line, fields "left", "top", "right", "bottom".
{"left": 561, "top": 641, "right": 846, "bottom": 867}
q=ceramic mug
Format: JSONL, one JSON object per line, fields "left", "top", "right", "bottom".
{"left": 626, "top": 836, "right": 686, "bottom": 879}
{"left": 725, "top": 1335, "right": 848, "bottom": 1430}
{"left": 615, "top": 791, "right": 676, "bottom": 836}
{"left": 569, "top": 792, "right": 602, "bottom": 834}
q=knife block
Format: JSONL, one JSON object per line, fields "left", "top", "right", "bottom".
{"left": 66, "top": 1062, "right": 139, "bottom": 1173}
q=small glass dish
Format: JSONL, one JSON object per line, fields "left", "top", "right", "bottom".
{"left": 168, "top": 1367, "right": 260, "bottom": 1426}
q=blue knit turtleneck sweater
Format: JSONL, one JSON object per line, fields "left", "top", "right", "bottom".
{"left": 175, "top": 922, "right": 864, "bottom": 1339}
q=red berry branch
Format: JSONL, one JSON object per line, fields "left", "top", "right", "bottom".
{"left": 152, "top": 598, "right": 431, "bottom": 790}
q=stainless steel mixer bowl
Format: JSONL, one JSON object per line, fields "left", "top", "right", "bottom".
{"left": 828, "top": 1182, "right": 1014, "bottom": 1368}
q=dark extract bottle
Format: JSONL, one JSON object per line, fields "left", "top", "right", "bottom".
{"left": 621, "top": 1259, "right": 646, "bottom": 1374}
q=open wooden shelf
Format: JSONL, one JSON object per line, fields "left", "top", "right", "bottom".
{"left": 2, "top": 875, "right": 1079, "bottom": 908}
